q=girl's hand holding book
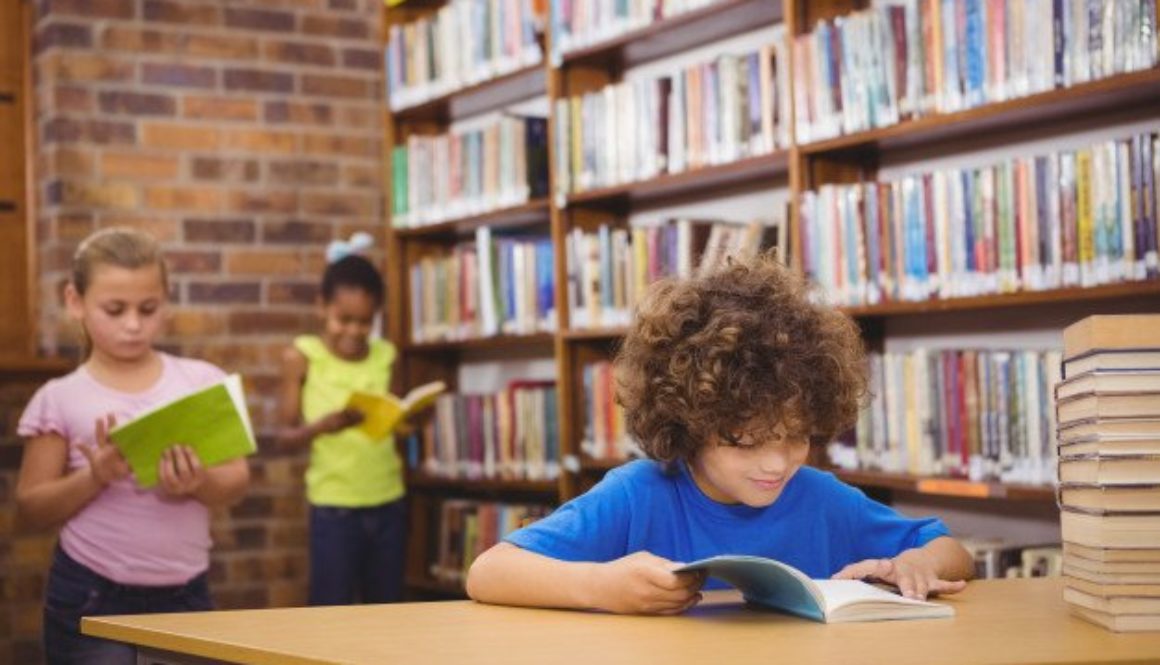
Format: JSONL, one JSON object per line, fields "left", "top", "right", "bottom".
{"left": 83, "top": 414, "right": 131, "bottom": 487}
{"left": 314, "top": 409, "right": 364, "bottom": 435}
{"left": 157, "top": 445, "right": 206, "bottom": 498}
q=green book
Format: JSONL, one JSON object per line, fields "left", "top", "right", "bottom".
{"left": 108, "top": 374, "right": 257, "bottom": 489}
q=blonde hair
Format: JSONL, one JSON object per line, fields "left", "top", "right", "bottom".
{"left": 72, "top": 227, "right": 169, "bottom": 295}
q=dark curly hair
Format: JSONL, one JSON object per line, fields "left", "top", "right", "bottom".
{"left": 322, "top": 254, "right": 385, "bottom": 305}
{"left": 614, "top": 252, "right": 868, "bottom": 463}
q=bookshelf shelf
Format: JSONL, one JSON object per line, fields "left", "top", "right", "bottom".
{"left": 391, "top": 64, "right": 546, "bottom": 124}
{"left": 395, "top": 199, "right": 551, "bottom": 240}
{"left": 798, "top": 67, "right": 1160, "bottom": 158}
{"left": 565, "top": 151, "right": 789, "bottom": 211}
{"left": 406, "top": 472, "right": 559, "bottom": 495}
{"left": 560, "top": 327, "right": 628, "bottom": 341}
{"left": 841, "top": 281, "right": 1160, "bottom": 319}
{"left": 559, "top": 0, "right": 781, "bottom": 70}
{"left": 0, "top": 356, "right": 73, "bottom": 373}
{"left": 829, "top": 468, "right": 1056, "bottom": 503}
{"left": 402, "top": 333, "right": 555, "bottom": 354}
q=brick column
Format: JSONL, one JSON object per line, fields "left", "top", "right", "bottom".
{"left": 7, "top": 1, "right": 386, "bottom": 661}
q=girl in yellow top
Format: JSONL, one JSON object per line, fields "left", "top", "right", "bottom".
{"left": 278, "top": 248, "right": 406, "bottom": 605}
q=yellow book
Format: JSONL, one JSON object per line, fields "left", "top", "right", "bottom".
{"left": 1076, "top": 149, "right": 1094, "bottom": 273}
{"left": 345, "top": 380, "right": 446, "bottom": 440}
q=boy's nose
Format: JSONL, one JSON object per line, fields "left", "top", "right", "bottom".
{"left": 757, "top": 447, "right": 789, "bottom": 474}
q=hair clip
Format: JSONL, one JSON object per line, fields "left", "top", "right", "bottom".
{"left": 325, "top": 232, "right": 375, "bottom": 264}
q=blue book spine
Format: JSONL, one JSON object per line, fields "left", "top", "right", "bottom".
{"left": 961, "top": 169, "right": 976, "bottom": 275}
{"left": 965, "top": 0, "right": 985, "bottom": 105}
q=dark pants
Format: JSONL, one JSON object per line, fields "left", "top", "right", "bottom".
{"left": 43, "top": 546, "right": 212, "bottom": 665}
{"left": 309, "top": 498, "right": 407, "bottom": 606}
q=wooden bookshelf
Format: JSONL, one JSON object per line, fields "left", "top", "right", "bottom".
{"left": 407, "top": 472, "right": 559, "bottom": 495}
{"left": 565, "top": 151, "right": 789, "bottom": 211}
{"left": 799, "top": 67, "right": 1160, "bottom": 158}
{"left": 402, "top": 333, "right": 555, "bottom": 354}
{"left": 841, "top": 281, "right": 1160, "bottom": 319}
{"left": 558, "top": 0, "right": 781, "bottom": 70}
{"left": 384, "top": 0, "right": 1160, "bottom": 581}
{"left": 391, "top": 64, "right": 546, "bottom": 124}
{"left": 395, "top": 199, "right": 550, "bottom": 240}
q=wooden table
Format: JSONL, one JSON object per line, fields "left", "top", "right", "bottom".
{"left": 84, "top": 578, "right": 1160, "bottom": 665}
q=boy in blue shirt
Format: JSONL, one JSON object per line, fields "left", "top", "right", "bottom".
{"left": 467, "top": 253, "right": 974, "bottom": 614}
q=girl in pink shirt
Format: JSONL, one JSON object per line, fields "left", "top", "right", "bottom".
{"left": 16, "top": 228, "right": 251, "bottom": 665}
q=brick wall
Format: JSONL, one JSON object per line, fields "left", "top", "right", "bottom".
{"left": 3, "top": 1, "right": 385, "bottom": 662}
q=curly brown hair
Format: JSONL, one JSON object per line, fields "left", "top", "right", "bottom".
{"left": 614, "top": 252, "right": 868, "bottom": 463}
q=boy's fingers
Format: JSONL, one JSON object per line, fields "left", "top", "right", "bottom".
{"left": 931, "top": 579, "right": 967, "bottom": 596}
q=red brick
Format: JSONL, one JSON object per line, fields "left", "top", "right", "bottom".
{"left": 181, "top": 95, "right": 259, "bottom": 122}
{"left": 187, "top": 282, "right": 261, "bottom": 304}
{"left": 142, "top": 63, "right": 217, "bottom": 89}
{"left": 214, "top": 586, "right": 268, "bottom": 610}
{"left": 98, "top": 90, "right": 177, "bottom": 116}
{"left": 343, "top": 163, "right": 380, "bottom": 188}
{"left": 50, "top": 85, "right": 93, "bottom": 113}
{"left": 328, "top": 0, "right": 359, "bottom": 9}
{"left": 45, "top": 146, "right": 95, "bottom": 177}
{"left": 301, "top": 14, "right": 368, "bottom": 39}
{"left": 143, "top": 0, "right": 221, "bottom": 26}
{"left": 226, "top": 251, "right": 304, "bottom": 275}
{"left": 35, "top": 22, "right": 93, "bottom": 51}
{"left": 303, "top": 192, "right": 378, "bottom": 217}
{"left": 191, "top": 157, "right": 260, "bottom": 182}
{"left": 341, "top": 47, "right": 380, "bottom": 71}
{"left": 228, "top": 190, "right": 298, "bottom": 214}
{"left": 55, "top": 181, "right": 139, "bottom": 209}
{"left": 183, "top": 218, "right": 256, "bottom": 244}
{"left": 225, "top": 7, "right": 296, "bottom": 32}
{"left": 268, "top": 281, "right": 319, "bottom": 305}
{"left": 99, "top": 26, "right": 179, "bottom": 53}
{"left": 228, "top": 310, "right": 311, "bottom": 333}
{"left": 168, "top": 309, "right": 227, "bottom": 335}
{"left": 223, "top": 129, "right": 297, "bottom": 154}
{"left": 165, "top": 250, "right": 222, "bottom": 274}
{"left": 100, "top": 151, "right": 181, "bottom": 180}
{"left": 264, "top": 100, "right": 333, "bottom": 125}
{"left": 230, "top": 495, "right": 273, "bottom": 519}
{"left": 301, "top": 73, "right": 370, "bottom": 99}
{"left": 301, "top": 132, "right": 379, "bottom": 158}
{"left": 185, "top": 34, "right": 261, "bottom": 60}
{"left": 261, "top": 220, "right": 331, "bottom": 244}
{"left": 264, "top": 41, "right": 336, "bottom": 67}
{"left": 54, "top": 212, "right": 96, "bottom": 242}
{"left": 268, "top": 160, "right": 340, "bottom": 186}
{"left": 224, "top": 68, "right": 294, "bottom": 94}
{"left": 335, "top": 105, "right": 381, "bottom": 130}
{"left": 42, "top": 0, "right": 136, "bottom": 19}
{"left": 144, "top": 186, "right": 223, "bottom": 212}
{"left": 142, "top": 122, "right": 220, "bottom": 150}
{"left": 43, "top": 117, "right": 136, "bottom": 145}
{"left": 39, "top": 52, "right": 134, "bottom": 84}
{"left": 95, "top": 215, "right": 180, "bottom": 242}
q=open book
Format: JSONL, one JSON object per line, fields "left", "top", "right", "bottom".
{"left": 108, "top": 374, "right": 256, "bottom": 489}
{"left": 345, "top": 381, "right": 446, "bottom": 440}
{"left": 676, "top": 555, "right": 954, "bottom": 623}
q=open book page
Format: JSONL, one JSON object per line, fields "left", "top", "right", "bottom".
{"left": 677, "top": 555, "right": 953, "bottom": 623}
{"left": 346, "top": 381, "right": 446, "bottom": 440}
{"left": 109, "top": 374, "right": 256, "bottom": 489}
{"left": 812, "top": 579, "right": 953, "bottom": 622}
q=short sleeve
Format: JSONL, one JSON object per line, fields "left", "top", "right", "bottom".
{"left": 17, "top": 381, "right": 68, "bottom": 440}
{"left": 847, "top": 485, "right": 951, "bottom": 560}
{"left": 505, "top": 466, "right": 633, "bottom": 562}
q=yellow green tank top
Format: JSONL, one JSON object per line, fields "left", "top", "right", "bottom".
{"left": 295, "top": 335, "right": 404, "bottom": 507}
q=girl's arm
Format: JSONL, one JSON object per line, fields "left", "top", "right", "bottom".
{"left": 16, "top": 416, "right": 131, "bottom": 530}
{"left": 191, "top": 457, "right": 249, "bottom": 507}
{"left": 465, "top": 542, "right": 704, "bottom": 615}
{"left": 275, "top": 346, "right": 360, "bottom": 448}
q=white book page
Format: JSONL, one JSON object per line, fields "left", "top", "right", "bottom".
{"left": 814, "top": 579, "right": 952, "bottom": 619}
{"left": 222, "top": 374, "right": 256, "bottom": 448}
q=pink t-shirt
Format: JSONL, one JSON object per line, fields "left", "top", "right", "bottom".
{"left": 18, "top": 353, "right": 226, "bottom": 586}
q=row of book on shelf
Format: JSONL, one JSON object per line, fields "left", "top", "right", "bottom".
{"left": 384, "top": 0, "right": 544, "bottom": 112}
{"left": 408, "top": 226, "right": 555, "bottom": 343}
{"left": 391, "top": 116, "right": 548, "bottom": 229}
{"left": 427, "top": 500, "right": 552, "bottom": 584}
{"left": 414, "top": 381, "right": 561, "bottom": 481}
{"left": 1057, "top": 315, "right": 1160, "bottom": 632}
{"left": 553, "top": 39, "right": 790, "bottom": 201}
{"left": 799, "top": 130, "right": 1160, "bottom": 307}
{"left": 566, "top": 217, "right": 786, "bottom": 329}
{"left": 549, "top": 0, "right": 718, "bottom": 62}
{"left": 794, "top": 0, "right": 1160, "bottom": 143}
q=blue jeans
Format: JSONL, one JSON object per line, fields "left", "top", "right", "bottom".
{"left": 43, "top": 546, "right": 212, "bottom": 665}
{"left": 309, "top": 499, "right": 407, "bottom": 605}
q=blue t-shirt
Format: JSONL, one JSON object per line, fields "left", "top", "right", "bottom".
{"left": 507, "top": 460, "right": 950, "bottom": 584}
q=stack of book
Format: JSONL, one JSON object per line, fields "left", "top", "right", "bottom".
{"left": 1058, "top": 314, "right": 1160, "bottom": 632}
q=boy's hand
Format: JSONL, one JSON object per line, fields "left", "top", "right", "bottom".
{"left": 314, "top": 409, "right": 364, "bottom": 435}
{"left": 590, "top": 551, "right": 705, "bottom": 615}
{"left": 157, "top": 445, "right": 206, "bottom": 498}
{"left": 82, "top": 414, "right": 131, "bottom": 487}
{"left": 831, "top": 549, "right": 968, "bottom": 600}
